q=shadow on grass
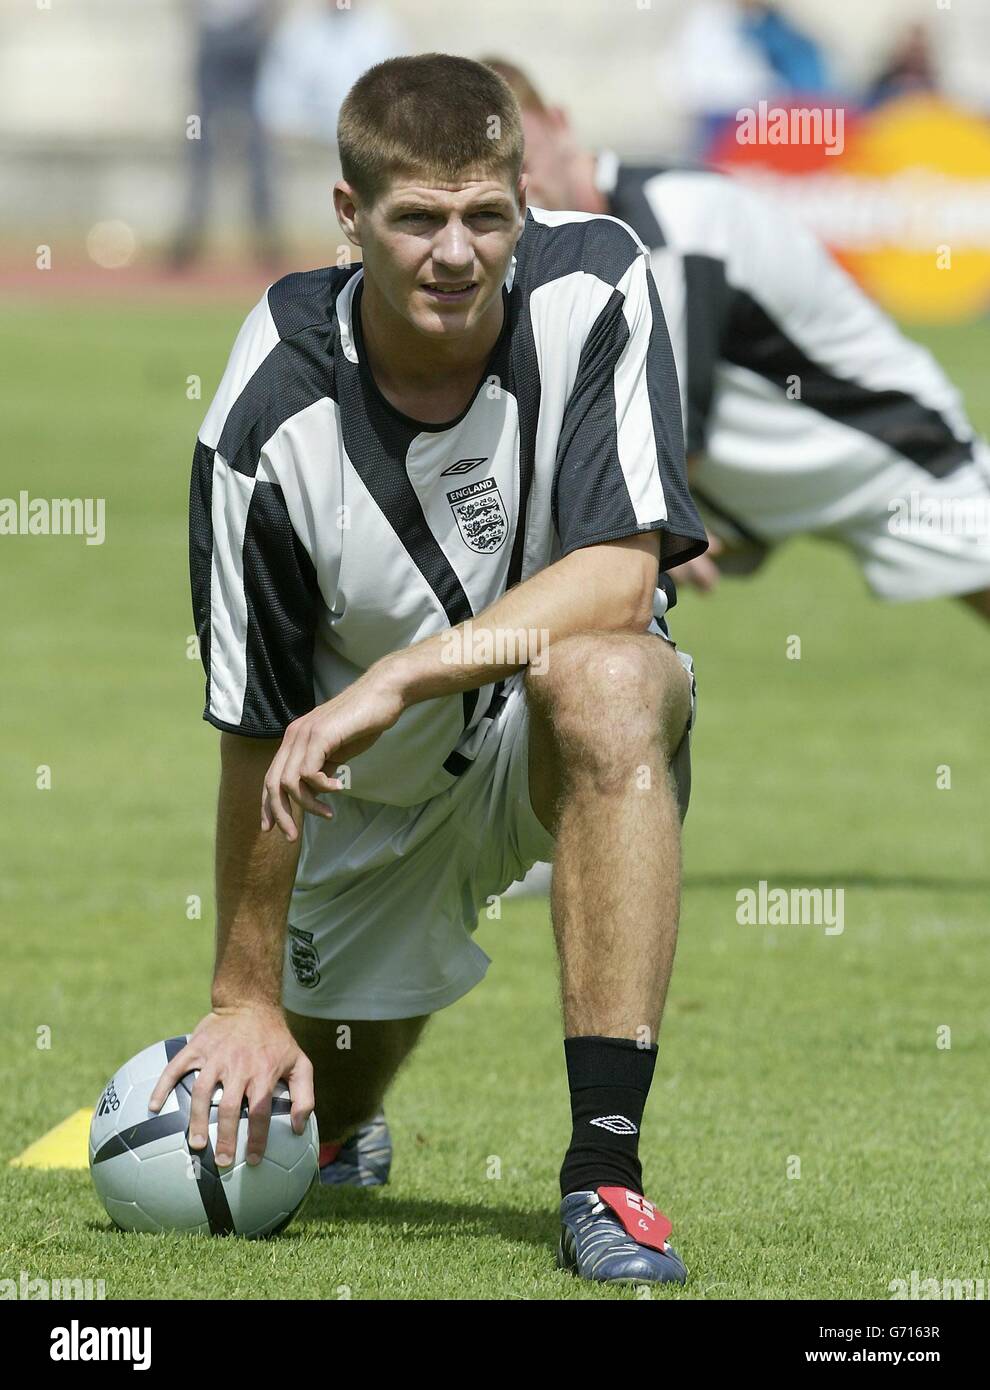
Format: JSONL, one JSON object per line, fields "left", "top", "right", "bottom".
{"left": 298, "top": 1186, "right": 557, "bottom": 1249}
{"left": 81, "top": 1192, "right": 557, "bottom": 1250}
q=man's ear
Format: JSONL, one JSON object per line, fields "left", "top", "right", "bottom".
{"left": 549, "top": 104, "right": 571, "bottom": 134}
{"left": 333, "top": 180, "right": 362, "bottom": 246}
{"left": 516, "top": 173, "right": 529, "bottom": 225}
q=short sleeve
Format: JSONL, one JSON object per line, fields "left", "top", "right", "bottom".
{"left": 552, "top": 250, "right": 708, "bottom": 571}
{"left": 189, "top": 300, "right": 321, "bottom": 738}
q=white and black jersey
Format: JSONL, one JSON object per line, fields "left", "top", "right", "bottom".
{"left": 601, "top": 154, "right": 983, "bottom": 543}
{"left": 189, "top": 206, "right": 706, "bottom": 807}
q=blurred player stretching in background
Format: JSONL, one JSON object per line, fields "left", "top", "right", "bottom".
{"left": 489, "top": 59, "right": 990, "bottom": 618}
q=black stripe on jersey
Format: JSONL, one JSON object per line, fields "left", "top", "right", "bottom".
{"left": 503, "top": 248, "right": 541, "bottom": 594}
{"left": 641, "top": 267, "right": 707, "bottom": 568}
{"left": 336, "top": 410, "right": 478, "bottom": 645}
{"left": 214, "top": 267, "right": 357, "bottom": 481}
{"left": 551, "top": 270, "right": 705, "bottom": 570}
{"left": 191, "top": 443, "right": 322, "bottom": 737}
{"left": 189, "top": 439, "right": 215, "bottom": 693}
{"left": 477, "top": 273, "right": 544, "bottom": 735}
{"left": 725, "top": 290, "right": 973, "bottom": 477}
{"left": 552, "top": 287, "right": 637, "bottom": 542}
{"left": 335, "top": 310, "right": 482, "bottom": 754}
{"left": 268, "top": 265, "right": 358, "bottom": 340}
{"left": 607, "top": 169, "right": 725, "bottom": 457}
{"left": 683, "top": 254, "right": 730, "bottom": 457}
{"left": 527, "top": 211, "right": 705, "bottom": 571}
{"left": 523, "top": 207, "right": 642, "bottom": 289}
{"left": 609, "top": 165, "right": 668, "bottom": 251}
{"left": 240, "top": 480, "right": 321, "bottom": 733}
{"left": 217, "top": 324, "right": 336, "bottom": 479}
{"left": 193, "top": 271, "right": 358, "bottom": 737}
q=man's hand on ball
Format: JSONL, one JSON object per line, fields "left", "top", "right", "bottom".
{"left": 261, "top": 671, "right": 405, "bottom": 840}
{"left": 147, "top": 1004, "right": 315, "bottom": 1169}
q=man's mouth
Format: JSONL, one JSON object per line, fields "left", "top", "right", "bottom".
{"left": 422, "top": 281, "right": 478, "bottom": 301}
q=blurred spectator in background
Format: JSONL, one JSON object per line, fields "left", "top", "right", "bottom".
{"left": 867, "top": 24, "right": 939, "bottom": 108}
{"left": 256, "top": 0, "right": 407, "bottom": 143}
{"left": 740, "top": 0, "right": 830, "bottom": 92}
{"left": 170, "top": 0, "right": 280, "bottom": 270}
{"left": 662, "top": 0, "right": 834, "bottom": 156}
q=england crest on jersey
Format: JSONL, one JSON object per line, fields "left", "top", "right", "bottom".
{"left": 446, "top": 476, "right": 508, "bottom": 554}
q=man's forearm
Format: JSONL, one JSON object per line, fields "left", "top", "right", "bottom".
{"left": 372, "top": 535, "right": 660, "bottom": 709}
{"left": 212, "top": 733, "right": 302, "bottom": 1011}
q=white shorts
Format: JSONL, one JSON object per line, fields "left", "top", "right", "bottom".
{"left": 282, "top": 645, "right": 696, "bottom": 1022}
{"left": 694, "top": 446, "right": 990, "bottom": 603}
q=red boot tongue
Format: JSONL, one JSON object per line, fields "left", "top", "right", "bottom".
{"left": 597, "top": 1187, "right": 673, "bottom": 1252}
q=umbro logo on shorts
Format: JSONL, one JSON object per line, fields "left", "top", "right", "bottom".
{"left": 440, "top": 456, "right": 488, "bottom": 476}
{"left": 589, "top": 1114, "right": 638, "bottom": 1135}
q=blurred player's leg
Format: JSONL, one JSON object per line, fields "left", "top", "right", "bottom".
{"left": 961, "top": 588, "right": 990, "bottom": 621}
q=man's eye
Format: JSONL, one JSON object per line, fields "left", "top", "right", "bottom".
{"left": 400, "top": 212, "right": 431, "bottom": 223}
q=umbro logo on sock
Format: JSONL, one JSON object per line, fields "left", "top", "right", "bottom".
{"left": 589, "top": 1114, "right": 638, "bottom": 1135}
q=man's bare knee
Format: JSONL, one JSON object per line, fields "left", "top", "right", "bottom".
{"left": 526, "top": 632, "right": 690, "bottom": 768}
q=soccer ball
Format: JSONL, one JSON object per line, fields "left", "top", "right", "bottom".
{"left": 89, "top": 1036, "right": 319, "bottom": 1238}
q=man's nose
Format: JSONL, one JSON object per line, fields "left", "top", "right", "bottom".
{"left": 433, "top": 218, "right": 473, "bottom": 272}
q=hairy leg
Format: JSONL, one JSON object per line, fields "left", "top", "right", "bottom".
{"left": 525, "top": 632, "right": 692, "bottom": 1041}
{"left": 283, "top": 1011, "right": 429, "bottom": 1143}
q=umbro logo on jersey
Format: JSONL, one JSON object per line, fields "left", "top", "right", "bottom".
{"left": 589, "top": 1114, "right": 638, "bottom": 1135}
{"left": 440, "top": 456, "right": 488, "bottom": 476}
{"left": 446, "top": 476, "right": 507, "bottom": 554}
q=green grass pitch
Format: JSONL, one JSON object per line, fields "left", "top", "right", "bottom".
{"left": 1, "top": 301, "right": 988, "bottom": 1299}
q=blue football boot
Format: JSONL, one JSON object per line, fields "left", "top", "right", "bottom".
{"left": 558, "top": 1186, "right": 687, "bottom": 1284}
{"left": 319, "top": 1110, "right": 392, "bottom": 1187}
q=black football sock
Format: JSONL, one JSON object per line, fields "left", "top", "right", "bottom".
{"left": 558, "top": 1035, "right": 658, "bottom": 1198}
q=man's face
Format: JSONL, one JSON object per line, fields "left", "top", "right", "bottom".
{"left": 519, "top": 107, "right": 580, "bottom": 212}
{"left": 337, "top": 170, "right": 526, "bottom": 339}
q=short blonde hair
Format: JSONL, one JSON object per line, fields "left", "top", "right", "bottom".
{"left": 338, "top": 53, "right": 524, "bottom": 206}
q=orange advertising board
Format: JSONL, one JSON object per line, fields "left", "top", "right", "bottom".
{"left": 710, "top": 96, "right": 990, "bottom": 323}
